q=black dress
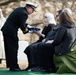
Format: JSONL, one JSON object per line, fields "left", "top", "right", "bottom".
{"left": 24, "top": 24, "right": 55, "bottom": 68}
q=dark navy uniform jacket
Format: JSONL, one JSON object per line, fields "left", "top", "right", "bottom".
{"left": 1, "top": 7, "right": 28, "bottom": 37}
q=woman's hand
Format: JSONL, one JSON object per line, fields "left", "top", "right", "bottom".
{"left": 45, "top": 40, "right": 54, "bottom": 44}
{"left": 42, "top": 39, "right": 46, "bottom": 42}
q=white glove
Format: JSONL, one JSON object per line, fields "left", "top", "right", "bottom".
{"left": 27, "top": 25, "right": 34, "bottom": 33}
{"left": 27, "top": 25, "right": 41, "bottom": 33}
{"left": 27, "top": 25, "right": 33, "bottom": 28}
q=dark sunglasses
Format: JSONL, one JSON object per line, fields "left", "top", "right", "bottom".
{"left": 44, "top": 16, "right": 47, "bottom": 18}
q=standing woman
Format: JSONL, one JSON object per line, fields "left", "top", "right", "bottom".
{"left": 0, "top": 8, "right": 6, "bottom": 63}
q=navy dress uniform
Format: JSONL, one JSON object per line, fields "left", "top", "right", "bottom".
{"left": 1, "top": 2, "right": 37, "bottom": 71}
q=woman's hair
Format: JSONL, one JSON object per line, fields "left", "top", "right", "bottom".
{"left": 62, "top": 8, "right": 72, "bottom": 15}
{"left": 57, "top": 10, "right": 62, "bottom": 15}
{"left": 44, "top": 13, "right": 56, "bottom": 25}
{"left": 59, "top": 8, "right": 75, "bottom": 25}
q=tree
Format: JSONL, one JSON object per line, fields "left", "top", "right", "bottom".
{"left": 0, "top": 0, "right": 26, "bottom": 6}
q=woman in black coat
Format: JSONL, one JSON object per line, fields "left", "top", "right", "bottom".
{"left": 24, "top": 13, "right": 56, "bottom": 70}
{"left": 37, "top": 9, "right": 76, "bottom": 72}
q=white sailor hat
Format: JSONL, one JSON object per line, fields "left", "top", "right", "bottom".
{"left": 26, "top": 2, "right": 37, "bottom": 11}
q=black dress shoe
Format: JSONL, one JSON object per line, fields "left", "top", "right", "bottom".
{"left": 24, "top": 66, "right": 36, "bottom": 71}
{"left": 9, "top": 68, "right": 23, "bottom": 71}
{"left": 30, "top": 66, "right": 40, "bottom": 72}
{"left": 30, "top": 67, "right": 56, "bottom": 73}
{"left": 24, "top": 68, "right": 30, "bottom": 71}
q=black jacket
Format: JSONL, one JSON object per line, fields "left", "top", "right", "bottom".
{"left": 52, "top": 23, "right": 76, "bottom": 55}
{"left": 45, "top": 25, "right": 60, "bottom": 41}
{"left": 1, "top": 7, "right": 28, "bottom": 37}
{"left": 37, "top": 24, "right": 55, "bottom": 42}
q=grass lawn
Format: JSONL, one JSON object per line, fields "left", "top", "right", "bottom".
{"left": 0, "top": 60, "right": 76, "bottom": 75}
{"left": 0, "top": 69, "right": 76, "bottom": 75}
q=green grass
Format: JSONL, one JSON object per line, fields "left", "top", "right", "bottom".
{"left": 0, "top": 69, "right": 76, "bottom": 75}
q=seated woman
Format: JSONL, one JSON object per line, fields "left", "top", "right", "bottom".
{"left": 36, "top": 8, "right": 76, "bottom": 73}
{"left": 54, "top": 8, "right": 76, "bottom": 73}
{"left": 24, "top": 12, "right": 56, "bottom": 70}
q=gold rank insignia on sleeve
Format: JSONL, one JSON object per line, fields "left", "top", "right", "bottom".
{"left": 23, "top": 28, "right": 28, "bottom": 34}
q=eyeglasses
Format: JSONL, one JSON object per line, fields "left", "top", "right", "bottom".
{"left": 44, "top": 16, "right": 47, "bottom": 18}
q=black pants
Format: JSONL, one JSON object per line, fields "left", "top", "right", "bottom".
{"left": 24, "top": 42, "right": 39, "bottom": 68}
{"left": 38, "top": 43, "right": 56, "bottom": 70}
{"left": 24, "top": 42, "right": 56, "bottom": 71}
{"left": 3, "top": 33, "right": 19, "bottom": 69}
